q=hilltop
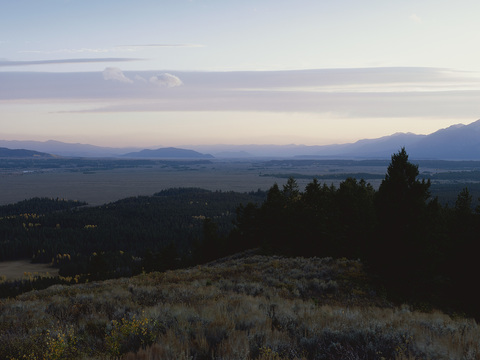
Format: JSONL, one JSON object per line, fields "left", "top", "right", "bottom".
{"left": 1, "top": 254, "right": 478, "bottom": 359}
{"left": 0, "top": 147, "right": 54, "bottom": 158}
{"left": 122, "top": 147, "right": 214, "bottom": 159}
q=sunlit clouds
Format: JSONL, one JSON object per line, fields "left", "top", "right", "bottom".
{"left": 1, "top": 67, "right": 479, "bottom": 147}
{"left": 149, "top": 73, "right": 183, "bottom": 88}
{"left": 2, "top": 0, "right": 480, "bottom": 147}
{"left": 102, "top": 68, "right": 183, "bottom": 87}
{"left": 103, "top": 67, "right": 134, "bottom": 83}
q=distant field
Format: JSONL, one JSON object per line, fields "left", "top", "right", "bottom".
{"left": 0, "top": 260, "right": 59, "bottom": 280}
{"left": 1, "top": 158, "right": 479, "bottom": 206}
{"left": 0, "top": 163, "right": 277, "bottom": 206}
{"left": 0, "top": 160, "right": 376, "bottom": 206}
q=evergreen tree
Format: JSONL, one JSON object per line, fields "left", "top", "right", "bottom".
{"left": 336, "top": 178, "right": 376, "bottom": 259}
{"left": 455, "top": 187, "right": 473, "bottom": 215}
{"left": 372, "top": 148, "right": 433, "bottom": 297}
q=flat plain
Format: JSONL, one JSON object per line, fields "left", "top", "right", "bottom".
{"left": 0, "top": 160, "right": 380, "bottom": 206}
{"left": 1, "top": 158, "right": 480, "bottom": 206}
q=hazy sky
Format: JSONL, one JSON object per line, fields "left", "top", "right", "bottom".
{"left": 1, "top": 0, "right": 480, "bottom": 147}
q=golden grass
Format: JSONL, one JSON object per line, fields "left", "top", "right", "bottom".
{"left": 1, "top": 254, "right": 478, "bottom": 359}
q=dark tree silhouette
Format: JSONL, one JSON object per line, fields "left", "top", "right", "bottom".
{"left": 372, "top": 148, "right": 434, "bottom": 297}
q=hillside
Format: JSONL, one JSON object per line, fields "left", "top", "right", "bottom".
{"left": 409, "top": 120, "right": 480, "bottom": 159}
{"left": 122, "top": 147, "right": 214, "bottom": 159}
{"left": 0, "top": 140, "right": 139, "bottom": 157}
{"left": 2, "top": 254, "right": 479, "bottom": 359}
{"left": 293, "top": 119, "right": 480, "bottom": 159}
{"left": 0, "top": 147, "right": 54, "bottom": 158}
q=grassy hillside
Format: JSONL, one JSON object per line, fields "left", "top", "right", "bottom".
{"left": 1, "top": 254, "right": 478, "bottom": 359}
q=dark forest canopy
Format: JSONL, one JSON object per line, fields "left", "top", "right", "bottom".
{"left": 233, "top": 148, "right": 480, "bottom": 317}
{"left": 0, "top": 188, "right": 266, "bottom": 283}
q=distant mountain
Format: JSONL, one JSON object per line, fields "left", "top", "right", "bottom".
{"left": 122, "top": 147, "right": 214, "bottom": 159}
{"left": 293, "top": 119, "right": 480, "bottom": 160}
{"left": 295, "top": 132, "right": 426, "bottom": 159}
{"left": 408, "top": 120, "right": 480, "bottom": 159}
{"left": 2, "top": 119, "right": 480, "bottom": 159}
{"left": 0, "top": 147, "right": 54, "bottom": 158}
{"left": 0, "top": 140, "right": 140, "bottom": 157}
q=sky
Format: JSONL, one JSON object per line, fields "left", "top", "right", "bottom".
{"left": 1, "top": 0, "right": 480, "bottom": 147}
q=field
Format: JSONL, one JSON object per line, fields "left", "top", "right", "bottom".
{"left": 0, "top": 260, "right": 59, "bottom": 280}
{"left": 2, "top": 158, "right": 480, "bottom": 206}
{"left": 0, "top": 161, "right": 276, "bottom": 206}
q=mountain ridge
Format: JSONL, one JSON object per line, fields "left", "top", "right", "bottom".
{"left": 0, "top": 147, "right": 55, "bottom": 158}
{"left": 1, "top": 119, "right": 479, "bottom": 159}
{"left": 122, "top": 147, "right": 214, "bottom": 159}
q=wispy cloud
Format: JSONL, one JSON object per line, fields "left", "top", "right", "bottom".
{"left": 409, "top": 13, "right": 422, "bottom": 24}
{"left": 134, "top": 75, "right": 148, "bottom": 83}
{"left": 20, "top": 44, "right": 204, "bottom": 54}
{"left": 149, "top": 73, "right": 183, "bottom": 87}
{"left": 102, "top": 67, "right": 133, "bottom": 83}
{"left": 121, "top": 44, "right": 204, "bottom": 48}
{"left": 2, "top": 68, "right": 479, "bottom": 120}
{"left": 101, "top": 68, "right": 183, "bottom": 87}
{"left": 0, "top": 58, "right": 142, "bottom": 67}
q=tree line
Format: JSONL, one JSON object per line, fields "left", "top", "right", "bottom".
{"left": 230, "top": 148, "right": 480, "bottom": 318}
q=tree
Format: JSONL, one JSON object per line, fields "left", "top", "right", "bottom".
{"left": 282, "top": 177, "right": 300, "bottom": 201}
{"left": 335, "top": 178, "right": 376, "bottom": 259}
{"left": 372, "top": 148, "right": 433, "bottom": 297}
{"left": 455, "top": 187, "right": 473, "bottom": 215}
{"left": 376, "top": 147, "right": 431, "bottom": 220}
{"left": 201, "top": 218, "right": 224, "bottom": 262}
{"left": 301, "top": 179, "right": 337, "bottom": 256}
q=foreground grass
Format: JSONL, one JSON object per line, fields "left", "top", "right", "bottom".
{"left": 1, "top": 254, "right": 478, "bottom": 359}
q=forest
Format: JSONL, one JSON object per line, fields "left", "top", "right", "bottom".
{"left": 233, "top": 149, "right": 480, "bottom": 318}
{"left": 1, "top": 148, "right": 479, "bottom": 319}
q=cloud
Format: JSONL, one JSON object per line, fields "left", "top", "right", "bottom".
{"left": 149, "top": 73, "right": 183, "bottom": 87}
{"left": 20, "top": 44, "right": 204, "bottom": 54}
{"left": 409, "top": 13, "right": 422, "bottom": 24}
{"left": 102, "top": 67, "right": 133, "bottom": 83}
{"left": 3, "top": 68, "right": 480, "bottom": 121}
{"left": 0, "top": 58, "right": 141, "bottom": 67}
{"left": 121, "top": 44, "right": 204, "bottom": 48}
{"left": 134, "top": 75, "right": 148, "bottom": 83}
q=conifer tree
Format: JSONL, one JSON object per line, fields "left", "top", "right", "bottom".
{"left": 372, "top": 148, "right": 432, "bottom": 296}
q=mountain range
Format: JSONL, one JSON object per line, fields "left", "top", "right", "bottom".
{"left": 1, "top": 119, "right": 479, "bottom": 159}
{"left": 122, "top": 147, "right": 214, "bottom": 159}
{"left": 0, "top": 147, "right": 54, "bottom": 158}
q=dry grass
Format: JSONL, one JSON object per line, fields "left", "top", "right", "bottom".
{"left": 1, "top": 254, "right": 478, "bottom": 359}
{"left": 0, "top": 260, "right": 59, "bottom": 280}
